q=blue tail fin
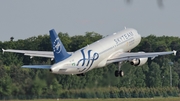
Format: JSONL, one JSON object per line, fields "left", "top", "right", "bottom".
{"left": 49, "top": 29, "right": 71, "bottom": 63}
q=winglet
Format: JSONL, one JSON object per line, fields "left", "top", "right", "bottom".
{"left": 173, "top": 50, "right": 177, "bottom": 56}
{"left": 2, "top": 48, "right": 5, "bottom": 54}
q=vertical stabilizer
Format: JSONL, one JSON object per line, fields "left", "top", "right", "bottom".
{"left": 49, "top": 29, "right": 70, "bottom": 63}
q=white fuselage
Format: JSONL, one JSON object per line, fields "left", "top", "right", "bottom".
{"left": 50, "top": 28, "right": 141, "bottom": 75}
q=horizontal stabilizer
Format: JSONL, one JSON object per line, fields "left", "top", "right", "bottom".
{"left": 22, "top": 65, "right": 51, "bottom": 69}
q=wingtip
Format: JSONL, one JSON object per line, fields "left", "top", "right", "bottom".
{"left": 2, "top": 48, "right": 4, "bottom": 54}
{"left": 173, "top": 50, "right": 177, "bottom": 56}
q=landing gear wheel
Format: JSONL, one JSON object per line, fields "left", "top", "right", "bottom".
{"left": 77, "top": 73, "right": 85, "bottom": 76}
{"left": 115, "top": 70, "right": 119, "bottom": 77}
{"left": 114, "top": 70, "right": 124, "bottom": 77}
{"left": 120, "top": 70, "right": 124, "bottom": 77}
{"left": 81, "top": 73, "right": 85, "bottom": 76}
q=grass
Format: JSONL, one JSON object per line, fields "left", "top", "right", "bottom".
{"left": 8, "top": 97, "right": 180, "bottom": 101}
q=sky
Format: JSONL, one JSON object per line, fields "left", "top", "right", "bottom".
{"left": 0, "top": 0, "right": 180, "bottom": 41}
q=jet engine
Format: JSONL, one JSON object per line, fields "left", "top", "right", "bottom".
{"left": 130, "top": 58, "right": 148, "bottom": 66}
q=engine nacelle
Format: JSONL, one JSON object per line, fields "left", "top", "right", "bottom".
{"left": 130, "top": 58, "right": 148, "bottom": 66}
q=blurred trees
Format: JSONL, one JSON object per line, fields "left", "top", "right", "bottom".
{"left": 0, "top": 31, "right": 179, "bottom": 99}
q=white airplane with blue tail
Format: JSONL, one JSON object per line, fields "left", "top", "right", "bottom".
{"left": 2, "top": 28, "right": 177, "bottom": 77}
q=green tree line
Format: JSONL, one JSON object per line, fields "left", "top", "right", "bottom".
{"left": 0, "top": 32, "right": 179, "bottom": 99}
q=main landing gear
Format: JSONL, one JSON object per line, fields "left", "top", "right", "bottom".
{"left": 114, "top": 62, "right": 124, "bottom": 77}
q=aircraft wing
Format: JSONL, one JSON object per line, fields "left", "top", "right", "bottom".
{"left": 107, "top": 50, "right": 177, "bottom": 64}
{"left": 2, "top": 49, "right": 74, "bottom": 59}
{"left": 2, "top": 49, "right": 54, "bottom": 58}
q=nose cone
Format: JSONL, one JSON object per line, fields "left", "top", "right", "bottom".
{"left": 137, "top": 33, "right": 141, "bottom": 41}
{"left": 133, "top": 30, "right": 141, "bottom": 44}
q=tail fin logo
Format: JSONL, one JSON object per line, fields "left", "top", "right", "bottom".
{"left": 53, "top": 37, "right": 61, "bottom": 53}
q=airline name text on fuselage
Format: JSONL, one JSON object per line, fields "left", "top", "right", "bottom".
{"left": 114, "top": 31, "right": 134, "bottom": 44}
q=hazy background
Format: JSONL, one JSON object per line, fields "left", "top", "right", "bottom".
{"left": 0, "top": 0, "right": 179, "bottom": 41}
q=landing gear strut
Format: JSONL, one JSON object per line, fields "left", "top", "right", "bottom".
{"left": 114, "top": 62, "right": 124, "bottom": 77}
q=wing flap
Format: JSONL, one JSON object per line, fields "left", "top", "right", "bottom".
{"left": 24, "top": 53, "right": 53, "bottom": 58}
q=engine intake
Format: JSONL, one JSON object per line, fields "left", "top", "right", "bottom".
{"left": 130, "top": 58, "right": 148, "bottom": 66}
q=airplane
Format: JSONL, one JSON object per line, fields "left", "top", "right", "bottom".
{"left": 2, "top": 28, "right": 177, "bottom": 77}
